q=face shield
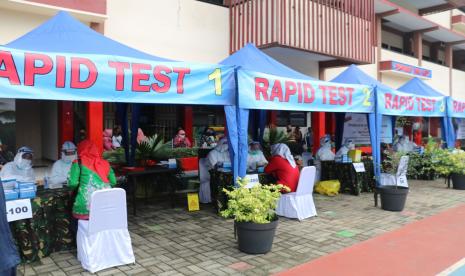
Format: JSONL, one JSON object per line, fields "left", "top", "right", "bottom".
{"left": 14, "top": 147, "right": 33, "bottom": 170}
{"left": 61, "top": 141, "right": 77, "bottom": 163}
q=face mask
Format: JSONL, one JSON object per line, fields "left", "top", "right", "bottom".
{"left": 63, "top": 154, "right": 77, "bottom": 164}
{"left": 17, "top": 158, "right": 32, "bottom": 170}
{"left": 250, "top": 150, "right": 260, "bottom": 156}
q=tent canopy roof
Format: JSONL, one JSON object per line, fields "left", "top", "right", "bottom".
{"left": 6, "top": 11, "right": 171, "bottom": 61}
{"left": 397, "top": 77, "right": 445, "bottom": 97}
{"left": 331, "top": 64, "right": 392, "bottom": 90}
{"left": 221, "top": 43, "right": 315, "bottom": 80}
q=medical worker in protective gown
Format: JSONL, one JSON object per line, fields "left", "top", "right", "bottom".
{"left": 335, "top": 138, "right": 355, "bottom": 161}
{"left": 49, "top": 141, "right": 77, "bottom": 186}
{"left": 0, "top": 146, "right": 35, "bottom": 182}
{"left": 314, "top": 135, "right": 335, "bottom": 182}
{"left": 199, "top": 138, "right": 231, "bottom": 203}
{"left": 394, "top": 136, "right": 416, "bottom": 153}
{"left": 247, "top": 141, "right": 268, "bottom": 171}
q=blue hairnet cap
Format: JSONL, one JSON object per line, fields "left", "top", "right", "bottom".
{"left": 18, "top": 146, "right": 33, "bottom": 154}
{"left": 62, "top": 141, "right": 77, "bottom": 151}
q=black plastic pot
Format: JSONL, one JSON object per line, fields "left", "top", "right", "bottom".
{"left": 234, "top": 218, "right": 278, "bottom": 254}
{"left": 374, "top": 185, "right": 409, "bottom": 212}
{"left": 451, "top": 173, "right": 465, "bottom": 190}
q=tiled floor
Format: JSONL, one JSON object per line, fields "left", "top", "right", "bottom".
{"left": 16, "top": 179, "right": 465, "bottom": 276}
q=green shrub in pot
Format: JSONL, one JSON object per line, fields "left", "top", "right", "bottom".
{"left": 220, "top": 178, "right": 289, "bottom": 254}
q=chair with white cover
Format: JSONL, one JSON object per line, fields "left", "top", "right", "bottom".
{"left": 379, "top": 156, "right": 409, "bottom": 187}
{"left": 276, "top": 166, "right": 317, "bottom": 221}
{"left": 77, "top": 188, "right": 135, "bottom": 273}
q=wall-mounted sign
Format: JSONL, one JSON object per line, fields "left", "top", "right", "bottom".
{"left": 380, "top": 61, "right": 432, "bottom": 79}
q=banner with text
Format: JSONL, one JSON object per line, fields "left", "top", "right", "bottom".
{"left": 0, "top": 47, "right": 235, "bottom": 105}
{"left": 237, "top": 69, "right": 374, "bottom": 113}
{"left": 376, "top": 86, "right": 446, "bottom": 117}
{"left": 447, "top": 97, "right": 465, "bottom": 118}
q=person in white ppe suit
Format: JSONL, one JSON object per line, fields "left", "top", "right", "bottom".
{"left": 314, "top": 135, "right": 335, "bottom": 182}
{"left": 335, "top": 138, "right": 355, "bottom": 161}
{"left": 394, "top": 136, "right": 416, "bottom": 153}
{"left": 0, "top": 146, "right": 35, "bottom": 182}
{"left": 207, "top": 138, "right": 231, "bottom": 168}
{"left": 199, "top": 138, "right": 231, "bottom": 203}
{"left": 49, "top": 141, "right": 77, "bottom": 186}
{"left": 247, "top": 141, "right": 268, "bottom": 171}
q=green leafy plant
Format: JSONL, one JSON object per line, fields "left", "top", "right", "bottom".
{"left": 432, "top": 149, "right": 465, "bottom": 176}
{"left": 220, "top": 177, "right": 289, "bottom": 224}
{"left": 103, "top": 147, "right": 126, "bottom": 164}
{"left": 136, "top": 134, "right": 165, "bottom": 161}
{"left": 263, "top": 127, "right": 289, "bottom": 158}
{"left": 153, "top": 146, "right": 199, "bottom": 160}
{"left": 383, "top": 137, "right": 441, "bottom": 180}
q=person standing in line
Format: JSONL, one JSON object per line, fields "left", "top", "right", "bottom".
{"left": 304, "top": 127, "right": 314, "bottom": 152}
{"left": 112, "top": 125, "right": 123, "bottom": 149}
{"left": 0, "top": 182, "right": 20, "bottom": 276}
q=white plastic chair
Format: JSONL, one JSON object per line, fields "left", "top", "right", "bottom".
{"left": 276, "top": 166, "right": 317, "bottom": 221}
{"left": 77, "top": 188, "right": 135, "bottom": 273}
{"left": 380, "top": 156, "right": 409, "bottom": 187}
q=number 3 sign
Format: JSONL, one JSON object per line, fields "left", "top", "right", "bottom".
{"left": 5, "top": 199, "right": 32, "bottom": 222}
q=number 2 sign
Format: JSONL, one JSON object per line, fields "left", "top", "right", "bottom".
{"left": 5, "top": 199, "right": 32, "bottom": 222}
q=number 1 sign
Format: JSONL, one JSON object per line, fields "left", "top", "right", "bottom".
{"left": 6, "top": 199, "right": 32, "bottom": 222}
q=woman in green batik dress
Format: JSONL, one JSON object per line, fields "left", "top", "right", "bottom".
{"left": 69, "top": 140, "right": 116, "bottom": 220}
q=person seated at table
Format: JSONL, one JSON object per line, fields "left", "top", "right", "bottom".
{"left": 200, "top": 127, "right": 217, "bottom": 148}
{"left": 247, "top": 141, "right": 268, "bottom": 171}
{"left": 112, "top": 125, "right": 123, "bottom": 149}
{"left": 68, "top": 140, "right": 116, "bottom": 220}
{"left": 314, "top": 135, "right": 335, "bottom": 182}
{"left": 173, "top": 128, "right": 192, "bottom": 148}
{"left": 0, "top": 146, "right": 35, "bottom": 182}
{"left": 49, "top": 141, "right": 77, "bottom": 186}
{"left": 207, "top": 138, "right": 230, "bottom": 169}
{"left": 265, "top": 143, "right": 300, "bottom": 193}
{"left": 394, "top": 135, "right": 416, "bottom": 153}
{"left": 335, "top": 138, "right": 355, "bottom": 161}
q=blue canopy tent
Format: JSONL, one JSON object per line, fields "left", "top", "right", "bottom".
{"left": 1, "top": 11, "right": 238, "bottom": 168}
{"left": 5, "top": 11, "right": 172, "bottom": 165}
{"left": 398, "top": 78, "right": 453, "bottom": 149}
{"left": 223, "top": 45, "right": 375, "bottom": 179}
{"left": 221, "top": 43, "right": 316, "bottom": 179}
{"left": 331, "top": 64, "right": 388, "bottom": 183}
{"left": 446, "top": 96, "right": 465, "bottom": 144}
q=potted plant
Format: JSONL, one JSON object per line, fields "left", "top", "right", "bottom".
{"left": 220, "top": 177, "right": 288, "bottom": 254}
{"left": 136, "top": 134, "right": 165, "bottom": 166}
{"left": 378, "top": 151, "right": 409, "bottom": 212}
{"left": 433, "top": 149, "right": 465, "bottom": 190}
